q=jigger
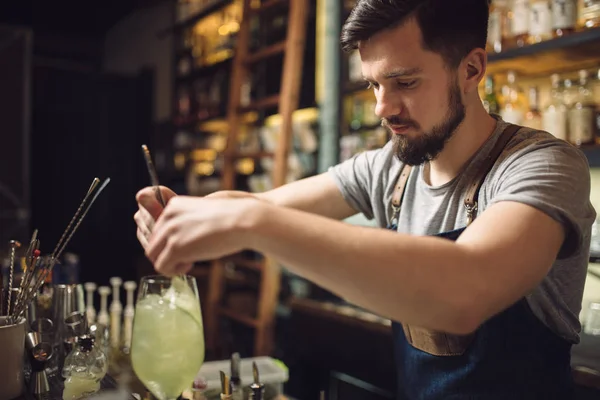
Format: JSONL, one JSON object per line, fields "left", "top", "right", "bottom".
{"left": 28, "top": 342, "right": 53, "bottom": 399}
{"left": 65, "top": 311, "right": 88, "bottom": 337}
{"left": 25, "top": 331, "right": 42, "bottom": 352}
{"left": 64, "top": 311, "right": 88, "bottom": 355}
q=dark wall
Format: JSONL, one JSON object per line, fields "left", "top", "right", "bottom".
{"left": 0, "top": 26, "right": 31, "bottom": 252}
{"left": 30, "top": 61, "right": 154, "bottom": 286}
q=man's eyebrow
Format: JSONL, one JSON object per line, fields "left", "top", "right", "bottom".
{"left": 363, "top": 67, "right": 423, "bottom": 81}
{"left": 383, "top": 67, "right": 422, "bottom": 78}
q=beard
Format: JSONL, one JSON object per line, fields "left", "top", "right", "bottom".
{"left": 384, "top": 78, "right": 466, "bottom": 166}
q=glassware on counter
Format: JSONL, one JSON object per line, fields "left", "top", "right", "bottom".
{"left": 62, "top": 335, "right": 108, "bottom": 400}
{"left": 130, "top": 275, "right": 205, "bottom": 400}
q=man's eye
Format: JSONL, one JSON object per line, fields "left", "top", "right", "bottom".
{"left": 366, "top": 82, "right": 379, "bottom": 90}
{"left": 398, "top": 80, "right": 417, "bottom": 89}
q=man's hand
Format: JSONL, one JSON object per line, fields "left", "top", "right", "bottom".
{"left": 134, "top": 186, "right": 177, "bottom": 249}
{"left": 146, "top": 196, "right": 267, "bottom": 276}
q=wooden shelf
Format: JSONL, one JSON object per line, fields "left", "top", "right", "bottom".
{"left": 175, "top": 57, "right": 233, "bottom": 82}
{"left": 487, "top": 27, "right": 600, "bottom": 77}
{"left": 219, "top": 306, "right": 259, "bottom": 327}
{"left": 158, "top": 0, "right": 235, "bottom": 37}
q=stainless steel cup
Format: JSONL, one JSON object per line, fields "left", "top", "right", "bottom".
{"left": 0, "top": 316, "right": 26, "bottom": 400}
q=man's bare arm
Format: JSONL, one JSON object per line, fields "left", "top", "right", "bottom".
{"left": 208, "top": 173, "right": 358, "bottom": 220}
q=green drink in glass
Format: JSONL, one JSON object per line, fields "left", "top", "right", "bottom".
{"left": 131, "top": 275, "right": 205, "bottom": 400}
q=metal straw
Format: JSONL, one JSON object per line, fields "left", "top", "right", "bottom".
{"left": 6, "top": 240, "right": 21, "bottom": 317}
{"left": 9, "top": 177, "right": 110, "bottom": 323}
{"left": 141, "top": 144, "right": 166, "bottom": 208}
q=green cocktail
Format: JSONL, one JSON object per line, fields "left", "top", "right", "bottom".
{"left": 131, "top": 275, "right": 205, "bottom": 400}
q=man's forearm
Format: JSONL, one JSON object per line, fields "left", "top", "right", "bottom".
{"left": 254, "top": 173, "right": 358, "bottom": 220}
{"left": 249, "top": 203, "right": 482, "bottom": 334}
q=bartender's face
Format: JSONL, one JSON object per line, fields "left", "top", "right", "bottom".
{"left": 359, "top": 18, "right": 466, "bottom": 166}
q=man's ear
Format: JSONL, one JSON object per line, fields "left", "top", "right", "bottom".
{"left": 461, "top": 48, "right": 487, "bottom": 94}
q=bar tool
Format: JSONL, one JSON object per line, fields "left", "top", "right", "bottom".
{"left": 122, "top": 281, "right": 137, "bottom": 351}
{"left": 31, "top": 318, "right": 54, "bottom": 343}
{"left": 109, "top": 277, "right": 123, "bottom": 349}
{"left": 0, "top": 315, "right": 26, "bottom": 400}
{"left": 230, "top": 352, "right": 242, "bottom": 400}
{"left": 249, "top": 361, "right": 265, "bottom": 400}
{"left": 7, "top": 240, "right": 21, "bottom": 318}
{"left": 84, "top": 282, "right": 97, "bottom": 326}
{"left": 28, "top": 342, "right": 53, "bottom": 399}
{"left": 64, "top": 311, "right": 88, "bottom": 354}
{"left": 26, "top": 331, "right": 42, "bottom": 352}
{"left": 97, "top": 286, "right": 110, "bottom": 327}
{"left": 51, "top": 283, "right": 85, "bottom": 345}
{"left": 30, "top": 317, "right": 59, "bottom": 377}
{"left": 141, "top": 144, "right": 166, "bottom": 207}
{"left": 10, "top": 177, "right": 110, "bottom": 324}
{"left": 220, "top": 371, "right": 233, "bottom": 400}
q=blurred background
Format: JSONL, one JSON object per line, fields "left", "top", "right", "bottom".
{"left": 3, "top": 0, "right": 600, "bottom": 398}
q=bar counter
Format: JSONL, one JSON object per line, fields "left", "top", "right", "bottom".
{"left": 283, "top": 296, "right": 600, "bottom": 400}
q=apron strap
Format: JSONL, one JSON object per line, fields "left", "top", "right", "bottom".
{"left": 391, "top": 165, "right": 413, "bottom": 210}
{"left": 463, "top": 123, "right": 521, "bottom": 225}
{"left": 390, "top": 123, "right": 521, "bottom": 227}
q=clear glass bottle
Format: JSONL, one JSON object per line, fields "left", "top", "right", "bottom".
{"left": 580, "top": 0, "right": 600, "bottom": 28}
{"left": 508, "top": 0, "right": 530, "bottom": 47}
{"left": 551, "top": 0, "right": 577, "bottom": 37}
{"left": 487, "top": 0, "right": 508, "bottom": 53}
{"left": 528, "top": 0, "right": 553, "bottom": 43}
{"left": 568, "top": 69, "right": 596, "bottom": 146}
{"left": 542, "top": 74, "right": 569, "bottom": 140}
{"left": 500, "top": 71, "right": 526, "bottom": 125}
{"left": 524, "top": 86, "right": 543, "bottom": 130}
{"left": 482, "top": 75, "right": 501, "bottom": 115}
{"left": 62, "top": 335, "right": 108, "bottom": 400}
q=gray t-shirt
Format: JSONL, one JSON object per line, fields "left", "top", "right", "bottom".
{"left": 329, "top": 117, "right": 596, "bottom": 343}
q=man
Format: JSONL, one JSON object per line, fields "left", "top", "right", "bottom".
{"left": 134, "top": 0, "right": 596, "bottom": 398}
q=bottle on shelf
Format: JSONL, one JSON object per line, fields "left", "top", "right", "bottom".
{"left": 482, "top": 75, "right": 500, "bottom": 115}
{"left": 580, "top": 0, "right": 600, "bottom": 29}
{"left": 528, "top": 0, "right": 553, "bottom": 44}
{"left": 487, "top": 0, "right": 508, "bottom": 53}
{"left": 568, "top": 69, "right": 596, "bottom": 146}
{"left": 542, "top": 73, "right": 569, "bottom": 141}
{"left": 500, "top": 71, "right": 526, "bottom": 125}
{"left": 350, "top": 97, "right": 365, "bottom": 131}
{"left": 508, "top": 0, "right": 530, "bottom": 48}
{"left": 551, "top": 0, "right": 577, "bottom": 37}
{"left": 524, "top": 86, "right": 543, "bottom": 130}
{"left": 348, "top": 50, "right": 362, "bottom": 83}
{"left": 596, "top": 68, "right": 600, "bottom": 142}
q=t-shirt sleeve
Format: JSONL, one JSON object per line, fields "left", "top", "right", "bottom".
{"left": 327, "top": 147, "right": 387, "bottom": 220}
{"left": 488, "top": 141, "right": 595, "bottom": 259}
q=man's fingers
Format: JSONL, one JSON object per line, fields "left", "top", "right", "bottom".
{"left": 137, "top": 227, "right": 149, "bottom": 250}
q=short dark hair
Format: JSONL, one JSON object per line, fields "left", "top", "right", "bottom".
{"left": 340, "top": 0, "right": 489, "bottom": 68}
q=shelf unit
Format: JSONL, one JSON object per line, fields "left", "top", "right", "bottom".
{"left": 166, "top": 0, "right": 319, "bottom": 194}
{"left": 162, "top": 0, "right": 320, "bottom": 359}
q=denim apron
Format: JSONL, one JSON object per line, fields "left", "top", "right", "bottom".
{"left": 387, "top": 124, "right": 574, "bottom": 400}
